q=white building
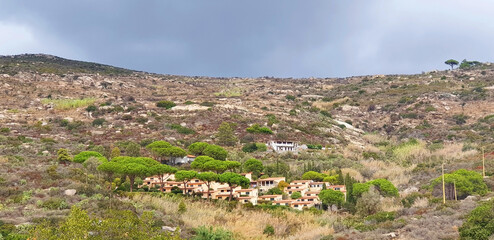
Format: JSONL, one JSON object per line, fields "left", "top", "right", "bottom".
{"left": 268, "top": 140, "right": 307, "bottom": 153}
{"left": 171, "top": 155, "right": 196, "bottom": 165}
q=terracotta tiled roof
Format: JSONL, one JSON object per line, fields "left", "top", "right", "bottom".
{"left": 305, "top": 191, "right": 320, "bottom": 194}
{"left": 258, "top": 177, "right": 285, "bottom": 181}
{"left": 273, "top": 200, "right": 294, "bottom": 203}
{"left": 291, "top": 180, "right": 312, "bottom": 183}
{"left": 259, "top": 195, "right": 282, "bottom": 199}
{"left": 237, "top": 196, "right": 253, "bottom": 199}
{"left": 235, "top": 189, "right": 254, "bottom": 192}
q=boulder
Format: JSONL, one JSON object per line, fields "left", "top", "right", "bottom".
{"left": 64, "top": 189, "right": 77, "bottom": 196}
{"left": 162, "top": 226, "right": 179, "bottom": 232}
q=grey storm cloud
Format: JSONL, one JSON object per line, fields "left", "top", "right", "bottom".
{"left": 1, "top": 0, "right": 494, "bottom": 78}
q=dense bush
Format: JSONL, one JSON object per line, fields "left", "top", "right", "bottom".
{"left": 30, "top": 206, "right": 178, "bottom": 240}
{"left": 365, "top": 211, "right": 396, "bottom": 223}
{"left": 267, "top": 187, "right": 283, "bottom": 195}
{"left": 285, "top": 95, "right": 296, "bottom": 101}
{"left": 92, "top": 118, "right": 105, "bottom": 126}
{"left": 242, "top": 143, "right": 267, "bottom": 153}
{"left": 459, "top": 200, "right": 494, "bottom": 240}
{"left": 319, "top": 189, "right": 344, "bottom": 207}
{"left": 263, "top": 224, "right": 275, "bottom": 236}
{"left": 291, "top": 192, "right": 302, "bottom": 199}
{"left": 307, "top": 144, "right": 323, "bottom": 150}
{"left": 246, "top": 124, "right": 273, "bottom": 134}
{"left": 168, "top": 124, "right": 196, "bottom": 134}
{"left": 352, "top": 179, "right": 398, "bottom": 198}
{"left": 156, "top": 100, "right": 176, "bottom": 109}
{"left": 431, "top": 169, "right": 488, "bottom": 199}
{"left": 73, "top": 151, "right": 107, "bottom": 164}
{"left": 193, "top": 226, "right": 233, "bottom": 240}
{"left": 38, "top": 197, "right": 69, "bottom": 210}
{"left": 453, "top": 114, "right": 469, "bottom": 125}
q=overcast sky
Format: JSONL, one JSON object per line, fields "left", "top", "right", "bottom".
{"left": 1, "top": 1, "right": 493, "bottom": 78}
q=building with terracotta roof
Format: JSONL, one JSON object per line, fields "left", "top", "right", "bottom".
{"left": 272, "top": 200, "right": 294, "bottom": 207}
{"left": 309, "top": 182, "right": 329, "bottom": 191}
{"left": 258, "top": 195, "right": 283, "bottom": 202}
{"left": 257, "top": 177, "right": 285, "bottom": 193}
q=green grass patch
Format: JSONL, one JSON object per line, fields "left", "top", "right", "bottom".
{"left": 214, "top": 87, "right": 243, "bottom": 97}
{"left": 41, "top": 98, "right": 96, "bottom": 110}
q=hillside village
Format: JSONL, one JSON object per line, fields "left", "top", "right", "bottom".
{"left": 143, "top": 172, "right": 346, "bottom": 210}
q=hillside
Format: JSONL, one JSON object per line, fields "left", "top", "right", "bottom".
{"left": 1, "top": 54, "right": 494, "bottom": 239}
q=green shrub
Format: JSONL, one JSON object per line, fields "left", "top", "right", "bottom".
{"left": 39, "top": 197, "right": 69, "bottom": 210}
{"left": 73, "top": 151, "right": 107, "bottom": 163}
{"left": 398, "top": 96, "right": 415, "bottom": 104}
{"left": 200, "top": 101, "right": 215, "bottom": 107}
{"left": 459, "top": 199, "right": 494, "bottom": 240}
{"left": 86, "top": 105, "right": 97, "bottom": 112}
{"left": 57, "top": 148, "right": 72, "bottom": 163}
{"left": 136, "top": 117, "right": 148, "bottom": 124}
{"left": 178, "top": 201, "right": 187, "bottom": 213}
{"left": 156, "top": 100, "right": 176, "bottom": 109}
{"left": 193, "top": 226, "right": 233, "bottom": 240}
{"left": 121, "top": 115, "right": 133, "bottom": 120}
{"left": 401, "top": 113, "right": 418, "bottom": 119}
{"left": 266, "top": 187, "right": 283, "bottom": 195}
{"left": 242, "top": 143, "right": 258, "bottom": 153}
{"left": 401, "top": 192, "right": 423, "bottom": 208}
{"left": 168, "top": 124, "right": 196, "bottom": 134}
{"left": 307, "top": 144, "right": 323, "bottom": 150}
{"left": 453, "top": 114, "right": 469, "bottom": 125}
{"left": 92, "top": 118, "right": 105, "bottom": 126}
{"left": 285, "top": 95, "right": 296, "bottom": 101}
{"left": 320, "top": 110, "right": 332, "bottom": 117}
{"left": 263, "top": 224, "right": 275, "bottom": 236}
{"left": 352, "top": 179, "right": 398, "bottom": 198}
{"left": 67, "top": 120, "right": 85, "bottom": 130}
{"left": 365, "top": 211, "right": 396, "bottom": 223}
{"left": 291, "top": 192, "right": 302, "bottom": 199}
{"left": 430, "top": 169, "right": 488, "bottom": 199}
{"left": 246, "top": 124, "right": 273, "bottom": 134}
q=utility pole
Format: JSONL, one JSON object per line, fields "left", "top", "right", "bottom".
{"left": 454, "top": 180, "right": 457, "bottom": 201}
{"left": 482, "top": 147, "right": 486, "bottom": 178}
{"left": 442, "top": 163, "right": 446, "bottom": 204}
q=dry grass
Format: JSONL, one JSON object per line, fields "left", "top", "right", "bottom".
{"left": 379, "top": 197, "right": 403, "bottom": 212}
{"left": 341, "top": 168, "right": 364, "bottom": 182}
{"left": 312, "top": 97, "right": 349, "bottom": 110}
{"left": 431, "top": 143, "right": 477, "bottom": 160}
{"left": 342, "top": 144, "right": 364, "bottom": 160}
{"left": 411, "top": 198, "right": 429, "bottom": 208}
{"left": 130, "top": 194, "right": 336, "bottom": 240}
{"left": 361, "top": 160, "right": 415, "bottom": 187}
{"left": 362, "top": 133, "right": 388, "bottom": 145}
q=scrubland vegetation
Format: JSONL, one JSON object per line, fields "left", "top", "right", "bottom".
{"left": 0, "top": 55, "right": 494, "bottom": 239}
